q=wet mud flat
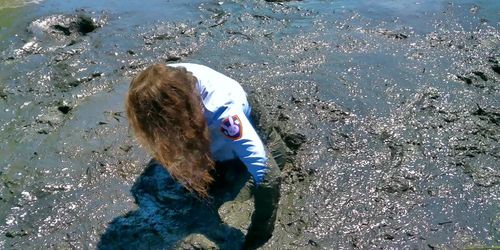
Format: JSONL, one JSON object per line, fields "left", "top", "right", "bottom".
{"left": 0, "top": 0, "right": 499, "bottom": 249}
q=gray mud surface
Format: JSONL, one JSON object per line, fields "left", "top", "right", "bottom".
{"left": 0, "top": 0, "right": 499, "bottom": 249}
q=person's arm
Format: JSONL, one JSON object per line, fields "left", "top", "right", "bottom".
{"left": 218, "top": 110, "right": 281, "bottom": 249}
{"left": 243, "top": 154, "right": 281, "bottom": 250}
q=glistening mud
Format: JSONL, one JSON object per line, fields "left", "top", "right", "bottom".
{"left": 0, "top": 0, "right": 498, "bottom": 249}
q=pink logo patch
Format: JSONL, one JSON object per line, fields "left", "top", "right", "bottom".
{"left": 220, "top": 115, "right": 243, "bottom": 140}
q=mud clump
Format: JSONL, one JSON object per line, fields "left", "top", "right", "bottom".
{"left": 29, "top": 13, "right": 100, "bottom": 38}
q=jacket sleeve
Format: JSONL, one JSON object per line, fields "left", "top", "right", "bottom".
{"left": 218, "top": 108, "right": 268, "bottom": 184}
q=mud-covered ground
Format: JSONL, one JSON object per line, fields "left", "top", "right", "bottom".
{"left": 0, "top": 0, "right": 499, "bottom": 249}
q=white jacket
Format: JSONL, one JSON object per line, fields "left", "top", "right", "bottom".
{"left": 169, "top": 63, "right": 268, "bottom": 184}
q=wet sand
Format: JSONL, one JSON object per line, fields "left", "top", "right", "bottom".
{"left": 0, "top": 0, "right": 499, "bottom": 249}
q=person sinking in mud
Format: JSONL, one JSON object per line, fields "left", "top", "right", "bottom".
{"left": 125, "top": 63, "right": 281, "bottom": 249}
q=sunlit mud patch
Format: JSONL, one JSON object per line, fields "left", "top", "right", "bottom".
{"left": 1, "top": 0, "right": 499, "bottom": 249}
{"left": 304, "top": 86, "right": 499, "bottom": 248}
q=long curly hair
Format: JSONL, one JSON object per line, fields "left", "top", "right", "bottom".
{"left": 126, "top": 64, "right": 214, "bottom": 198}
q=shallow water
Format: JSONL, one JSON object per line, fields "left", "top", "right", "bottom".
{"left": 0, "top": 0, "right": 499, "bottom": 249}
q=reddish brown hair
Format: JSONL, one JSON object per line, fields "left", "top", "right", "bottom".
{"left": 126, "top": 64, "right": 214, "bottom": 197}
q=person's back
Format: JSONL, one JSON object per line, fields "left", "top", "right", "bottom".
{"left": 169, "top": 63, "right": 247, "bottom": 112}
{"left": 125, "top": 63, "right": 281, "bottom": 249}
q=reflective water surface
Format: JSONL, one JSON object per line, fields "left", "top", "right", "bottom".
{"left": 0, "top": 0, "right": 498, "bottom": 249}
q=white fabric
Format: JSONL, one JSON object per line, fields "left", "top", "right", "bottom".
{"left": 169, "top": 63, "right": 268, "bottom": 184}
